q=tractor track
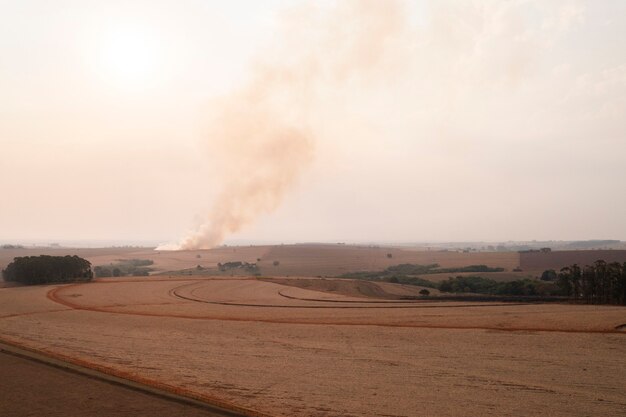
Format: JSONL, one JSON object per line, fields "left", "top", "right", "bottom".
{"left": 40, "top": 279, "right": 626, "bottom": 335}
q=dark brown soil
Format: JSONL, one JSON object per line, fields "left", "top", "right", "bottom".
{"left": 0, "top": 351, "right": 237, "bottom": 417}
{"left": 520, "top": 250, "right": 626, "bottom": 271}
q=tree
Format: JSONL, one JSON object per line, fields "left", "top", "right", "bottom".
{"left": 558, "top": 265, "right": 580, "bottom": 299}
{"left": 540, "top": 269, "right": 557, "bottom": 281}
{"left": 2, "top": 255, "right": 92, "bottom": 285}
{"left": 558, "top": 260, "right": 625, "bottom": 305}
{"left": 419, "top": 289, "right": 430, "bottom": 296}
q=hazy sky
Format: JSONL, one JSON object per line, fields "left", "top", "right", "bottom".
{"left": 1, "top": 0, "right": 625, "bottom": 246}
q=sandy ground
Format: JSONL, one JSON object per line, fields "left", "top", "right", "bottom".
{"left": 1, "top": 277, "right": 625, "bottom": 417}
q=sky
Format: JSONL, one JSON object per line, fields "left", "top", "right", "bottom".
{"left": 0, "top": 0, "right": 625, "bottom": 247}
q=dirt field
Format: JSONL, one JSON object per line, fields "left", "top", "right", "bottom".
{"left": 1, "top": 276, "right": 625, "bottom": 417}
{"left": 0, "top": 350, "right": 231, "bottom": 417}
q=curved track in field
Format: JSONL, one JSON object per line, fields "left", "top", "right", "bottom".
{"left": 169, "top": 280, "right": 527, "bottom": 309}
{"left": 2, "top": 276, "right": 626, "bottom": 417}
{"left": 42, "top": 277, "right": 626, "bottom": 334}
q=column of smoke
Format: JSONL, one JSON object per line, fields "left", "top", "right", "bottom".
{"left": 164, "top": 0, "right": 406, "bottom": 250}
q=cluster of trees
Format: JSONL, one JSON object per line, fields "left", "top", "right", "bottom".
{"left": 386, "top": 275, "right": 438, "bottom": 288}
{"left": 385, "top": 274, "right": 562, "bottom": 296}
{"left": 217, "top": 261, "right": 258, "bottom": 273}
{"left": 1, "top": 244, "right": 25, "bottom": 249}
{"left": 94, "top": 259, "right": 153, "bottom": 277}
{"left": 2, "top": 255, "right": 92, "bottom": 285}
{"left": 556, "top": 261, "right": 626, "bottom": 305}
{"left": 342, "top": 263, "right": 505, "bottom": 280}
{"left": 438, "top": 276, "right": 561, "bottom": 296}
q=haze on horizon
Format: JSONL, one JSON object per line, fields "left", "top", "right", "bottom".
{"left": 1, "top": 0, "right": 625, "bottom": 247}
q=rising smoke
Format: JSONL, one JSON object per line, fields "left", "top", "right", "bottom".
{"left": 162, "top": 0, "right": 406, "bottom": 250}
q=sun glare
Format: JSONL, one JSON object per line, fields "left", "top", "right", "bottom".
{"left": 97, "top": 27, "right": 162, "bottom": 90}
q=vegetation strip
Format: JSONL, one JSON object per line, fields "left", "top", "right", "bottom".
{"left": 340, "top": 261, "right": 626, "bottom": 303}
{"left": 0, "top": 339, "right": 271, "bottom": 417}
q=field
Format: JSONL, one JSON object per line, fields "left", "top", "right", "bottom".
{"left": 4, "top": 245, "right": 626, "bottom": 280}
{"left": 1, "top": 245, "right": 626, "bottom": 416}
{"left": 0, "top": 244, "right": 521, "bottom": 278}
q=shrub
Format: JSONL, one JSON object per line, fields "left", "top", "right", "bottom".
{"left": 540, "top": 269, "right": 557, "bottom": 281}
{"left": 94, "top": 266, "right": 112, "bottom": 277}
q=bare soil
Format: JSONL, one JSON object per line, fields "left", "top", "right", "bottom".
{"left": 519, "top": 250, "right": 626, "bottom": 271}
{"left": 0, "top": 351, "right": 232, "bottom": 417}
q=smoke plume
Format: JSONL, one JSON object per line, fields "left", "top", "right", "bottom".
{"left": 163, "top": 0, "right": 405, "bottom": 250}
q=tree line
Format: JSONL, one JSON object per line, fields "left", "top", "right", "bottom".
{"left": 2, "top": 255, "right": 93, "bottom": 285}
{"left": 94, "top": 259, "right": 153, "bottom": 277}
{"left": 557, "top": 260, "right": 626, "bottom": 305}
{"left": 438, "top": 276, "right": 561, "bottom": 296}
{"left": 341, "top": 261, "right": 626, "bottom": 303}
{"left": 341, "top": 263, "right": 504, "bottom": 280}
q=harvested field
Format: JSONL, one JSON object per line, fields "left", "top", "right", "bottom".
{"left": 1, "top": 276, "right": 625, "bottom": 417}
{"left": 261, "top": 277, "right": 441, "bottom": 298}
{"left": 258, "top": 245, "right": 520, "bottom": 276}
